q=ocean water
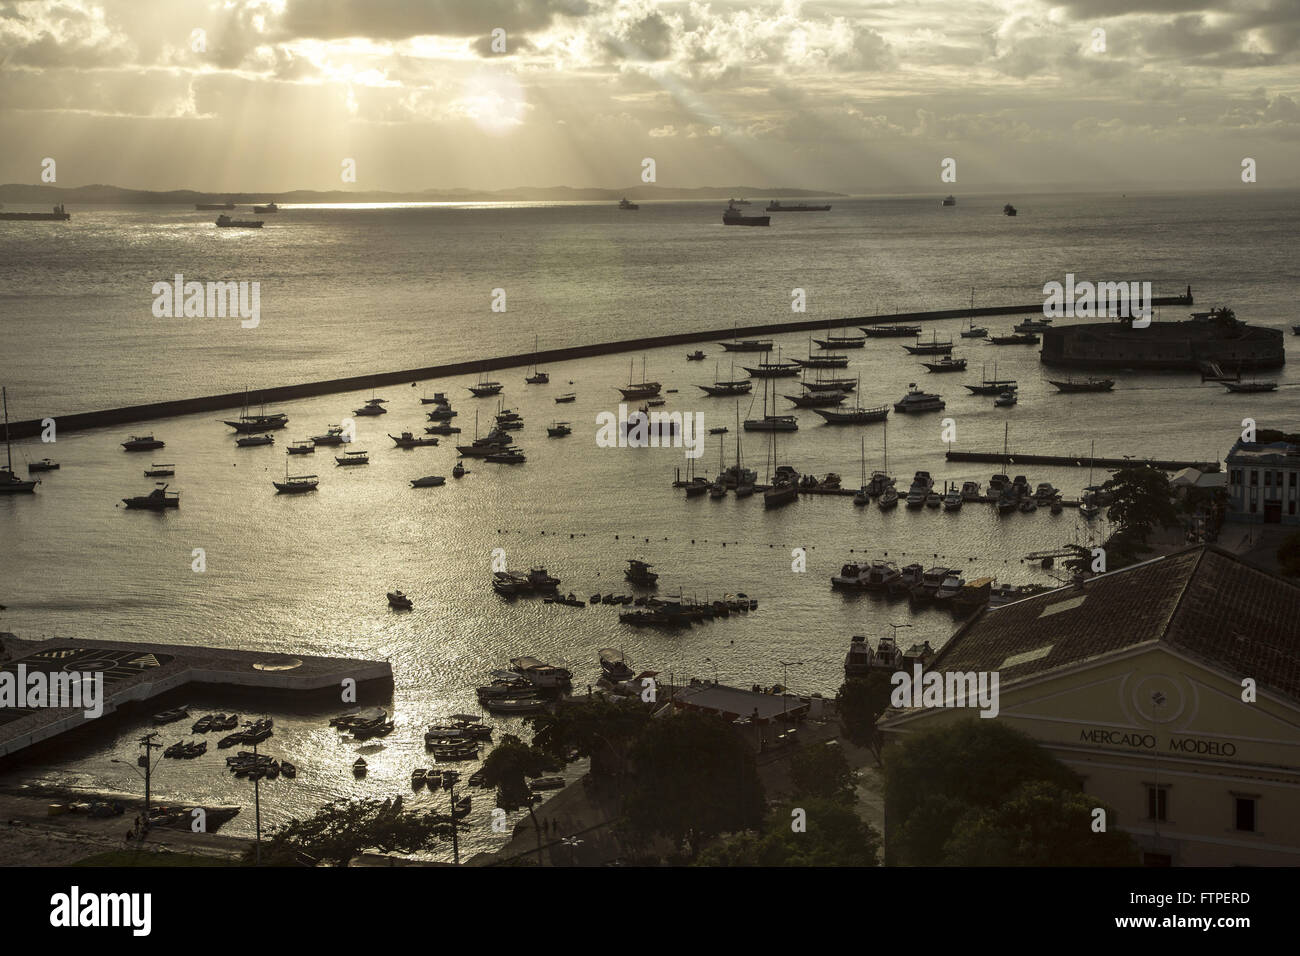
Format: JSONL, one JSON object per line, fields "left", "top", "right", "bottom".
{"left": 0, "top": 190, "right": 1297, "bottom": 859}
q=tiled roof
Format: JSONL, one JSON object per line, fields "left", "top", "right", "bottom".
{"left": 932, "top": 546, "right": 1300, "bottom": 705}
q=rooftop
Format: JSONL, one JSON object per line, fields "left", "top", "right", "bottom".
{"left": 931, "top": 546, "right": 1300, "bottom": 705}
{"left": 1227, "top": 440, "right": 1300, "bottom": 467}
{"left": 672, "top": 681, "right": 810, "bottom": 723}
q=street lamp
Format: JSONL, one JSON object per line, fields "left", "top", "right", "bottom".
{"left": 111, "top": 731, "right": 161, "bottom": 833}
{"left": 778, "top": 660, "right": 803, "bottom": 724}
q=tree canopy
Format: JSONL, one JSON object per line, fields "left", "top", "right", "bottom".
{"left": 248, "top": 796, "right": 452, "bottom": 866}
{"left": 836, "top": 672, "right": 894, "bottom": 761}
{"left": 883, "top": 719, "right": 1125, "bottom": 865}
{"left": 696, "top": 798, "right": 880, "bottom": 867}
{"left": 1100, "top": 465, "right": 1179, "bottom": 544}
{"left": 620, "top": 711, "right": 765, "bottom": 857}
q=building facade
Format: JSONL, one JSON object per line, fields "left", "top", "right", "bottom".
{"left": 1225, "top": 440, "right": 1300, "bottom": 526}
{"left": 878, "top": 547, "right": 1300, "bottom": 866}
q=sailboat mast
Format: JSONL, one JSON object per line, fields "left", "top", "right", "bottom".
{"left": 3, "top": 387, "right": 11, "bottom": 472}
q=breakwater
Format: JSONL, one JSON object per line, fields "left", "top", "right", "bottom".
{"left": 3, "top": 294, "right": 1193, "bottom": 440}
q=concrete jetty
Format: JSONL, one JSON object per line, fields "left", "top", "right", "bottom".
{"left": 0, "top": 632, "right": 392, "bottom": 760}
{"left": 3, "top": 294, "right": 1194, "bottom": 440}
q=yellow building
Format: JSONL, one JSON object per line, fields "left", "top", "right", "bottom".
{"left": 878, "top": 546, "right": 1300, "bottom": 866}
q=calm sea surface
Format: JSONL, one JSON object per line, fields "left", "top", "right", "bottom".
{"left": 1, "top": 191, "right": 1298, "bottom": 859}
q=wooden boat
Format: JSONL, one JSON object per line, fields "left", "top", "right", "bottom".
{"left": 236, "top": 434, "right": 275, "bottom": 447}
{"left": 1223, "top": 381, "right": 1277, "bottom": 393}
{"left": 153, "top": 707, "right": 189, "bottom": 724}
{"left": 287, "top": 441, "right": 315, "bottom": 455}
{"left": 921, "top": 356, "right": 967, "bottom": 373}
{"left": 547, "top": 422, "right": 572, "bottom": 437}
{"left": 353, "top": 758, "right": 367, "bottom": 776}
{"left": 144, "top": 464, "right": 175, "bottom": 476}
{"left": 1047, "top": 378, "right": 1115, "bottom": 393}
{"left": 410, "top": 475, "right": 446, "bottom": 487}
{"left": 27, "top": 458, "right": 58, "bottom": 472}
{"left": 793, "top": 354, "right": 850, "bottom": 369}
{"left": 812, "top": 404, "right": 889, "bottom": 424}
{"left": 273, "top": 463, "right": 318, "bottom": 493}
{"left": 990, "top": 331, "right": 1038, "bottom": 345}
{"left": 742, "top": 361, "right": 801, "bottom": 378}
{"left": 860, "top": 325, "right": 921, "bottom": 337}
{"left": 390, "top": 431, "right": 439, "bottom": 448}
{"left": 554, "top": 393, "right": 576, "bottom": 403}
{"left": 335, "top": 450, "right": 370, "bottom": 465}
{"left": 387, "top": 590, "right": 414, "bottom": 609}
{"left": 424, "top": 422, "right": 462, "bottom": 435}
{"left": 902, "top": 335, "right": 953, "bottom": 355}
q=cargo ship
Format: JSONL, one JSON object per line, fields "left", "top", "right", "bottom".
{"left": 0, "top": 204, "right": 70, "bottom": 221}
{"left": 1040, "top": 306, "right": 1285, "bottom": 372}
{"left": 216, "top": 215, "right": 264, "bottom": 228}
{"left": 766, "top": 200, "right": 831, "bottom": 212}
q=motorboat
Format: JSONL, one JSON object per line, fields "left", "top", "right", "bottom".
{"left": 236, "top": 434, "right": 275, "bottom": 447}
{"left": 878, "top": 486, "right": 899, "bottom": 509}
{"left": 288, "top": 441, "right": 315, "bottom": 455}
{"left": 625, "top": 559, "right": 658, "bottom": 587}
{"left": 961, "top": 480, "right": 982, "bottom": 501}
{"left": 832, "top": 560, "right": 900, "bottom": 591}
{"left": 893, "top": 385, "right": 945, "bottom": 413}
{"left": 410, "top": 475, "right": 446, "bottom": 487}
{"left": 312, "top": 426, "right": 348, "bottom": 446}
{"left": 353, "top": 397, "right": 389, "bottom": 416}
{"left": 452, "top": 462, "right": 467, "bottom": 478}
{"left": 485, "top": 448, "right": 526, "bottom": 463}
{"left": 994, "top": 389, "right": 1018, "bottom": 407}
{"left": 1047, "top": 378, "right": 1116, "bottom": 393}
{"left": 122, "top": 435, "right": 164, "bottom": 451}
{"left": 686, "top": 350, "right": 706, "bottom": 361}
{"left": 144, "top": 464, "right": 175, "bottom": 477}
{"left": 547, "top": 422, "right": 572, "bottom": 437}
{"left": 925, "top": 491, "right": 942, "bottom": 508}
{"left": 943, "top": 486, "right": 963, "bottom": 510}
{"left": 934, "top": 574, "right": 966, "bottom": 602}
{"left": 905, "top": 470, "right": 933, "bottom": 508}
{"left": 28, "top": 458, "right": 58, "bottom": 472}
{"left": 425, "top": 422, "right": 461, "bottom": 435}
{"left": 555, "top": 393, "right": 576, "bottom": 403}
{"left": 123, "top": 483, "right": 180, "bottom": 510}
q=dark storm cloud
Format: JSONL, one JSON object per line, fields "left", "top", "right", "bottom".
{"left": 279, "top": 0, "right": 590, "bottom": 40}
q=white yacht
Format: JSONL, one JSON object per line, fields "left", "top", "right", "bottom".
{"left": 905, "top": 470, "right": 933, "bottom": 508}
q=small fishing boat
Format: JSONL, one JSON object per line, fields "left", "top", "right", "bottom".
{"left": 547, "top": 422, "right": 572, "bottom": 437}
{"left": 388, "top": 590, "right": 413, "bottom": 609}
{"left": 236, "top": 434, "right": 275, "bottom": 447}
{"left": 1223, "top": 381, "right": 1278, "bottom": 393}
{"left": 335, "top": 450, "right": 369, "bottom": 465}
{"left": 994, "top": 389, "right": 1018, "bottom": 407}
{"left": 144, "top": 464, "right": 175, "bottom": 477}
{"left": 353, "top": 758, "right": 367, "bottom": 776}
{"left": 287, "top": 440, "right": 315, "bottom": 455}
{"left": 273, "top": 464, "right": 319, "bottom": 493}
{"left": 312, "top": 426, "right": 348, "bottom": 446}
{"left": 27, "top": 458, "right": 58, "bottom": 472}
{"left": 943, "top": 486, "right": 963, "bottom": 510}
{"left": 555, "top": 393, "right": 576, "bottom": 403}
{"left": 353, "top": 398, "right": 389, "bottom": 416}
{"left": 1004, "top": 204, "right": 1017, "bottom": 216}
{"left": 686, "top": 350, "right": 706, "bottom": 361}
{"left": 410, "top": 475, "right": 446, "bottom": 487}
{"left": 990, "top": 331, "right": 1038, "bottom": 345}
{"left": 485, "top": 448, "right": 526, "bottom": 464}
{"left": 452, "top": 462, "right": 466, "bottom": 478}
{"left": 424, "top": 422, "right": 462, "bottom": 435}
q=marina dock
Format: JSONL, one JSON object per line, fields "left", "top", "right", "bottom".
{"left": 945, "top": 450, "right": 1220, "bottom": 471}
{"left": 0, "top": 632, "right": 392, "bottom": 760}
{"left": 3, "top": 294, "right": 1193, "bottom": 440}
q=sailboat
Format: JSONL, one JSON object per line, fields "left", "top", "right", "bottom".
{"left": 876, "top": 421, "right": 898, "bottom": 509}
{"left": 222, "top": 387, "right": 289, "bottom": 432}
{"left": 1080, "top": 440, "right": 1101, "bottom": 520}
{"left": 697, "top": 359, "right": 752, "bottom": 397}
{"left": 468, "top": 367, "right": 504, "bottom": 397}
{"left": 744, "top": 365, "right": 798, "bottom": 431}
{"left": 811, "top": 375, "right": 890, "bottom": 424}
{"left": 853, "top": 437, "right": 870, "bottom": 506}
{"left": 709, "top": 430, "right": 727, "bottom": 498}
{"left": 959, "top": 289, "right": 987, "bottom": 338}
{"left": 618, "top": 357, "right": 661, "bottom": 400}
{"left": 963, "top": 362, "right": 1016, "bottom": 395}
{"left": 762, "top": 378, "right": 797, "bottom": 509}
{"left": 1, "top": 388, "right": 38, "bottom": 494}
{"left": 732, "top": 404, "right": 756, "bottom": 497}
{"left": 525, "top": 335, "right": 550, "bottom": 384}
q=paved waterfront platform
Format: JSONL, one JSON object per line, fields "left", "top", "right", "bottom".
{"left": 0, "top": 633, "right": 392, "bottom": 760}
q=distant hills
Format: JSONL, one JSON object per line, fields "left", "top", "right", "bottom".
{"left": 0, "top": 183, "right": 844, "bottom": 204}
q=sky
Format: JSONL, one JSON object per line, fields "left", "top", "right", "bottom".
{"left": 1, "top": 0, "right": 1297, "bottom": 192}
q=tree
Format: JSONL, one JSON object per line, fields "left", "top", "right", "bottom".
{"left": 883, "top": 719, "right": 1082, "bottom": 865}
{"left": 789, "top": 742, "right": 856, "bottom": 805}
{"left": 621, "top": 712, "right": 765, "bottom": 858}
{"left": 479, "top": 734, "right": 557, "bottom": 865}
{"left": 942, "top": 780, "right": 1137, "bottom": 866}
{"left": 1100, "top": 465, "right": 1179, "bottom": 544}
{"left": 247, "top": 796, "right": 452, "bottom": 866}
{"left": 696, "top": 798, "right": 881, "bottom": 867}
{"left": 528, "top": 696, "right": 651, "bottom": 779}
{"left": 836, "top": 672, "right": 894, "bottom": 762}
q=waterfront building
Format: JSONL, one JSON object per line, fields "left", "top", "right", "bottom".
{"left": 1224, "top": 440, "right": 1300, "bottom": 526}
{"left": 879, "top": 546, "right": 1300, "bottom": 866}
